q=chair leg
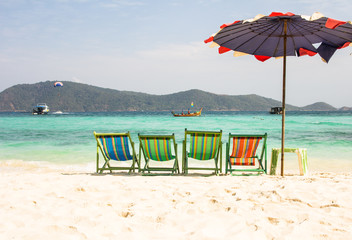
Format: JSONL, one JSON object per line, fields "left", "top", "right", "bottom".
{"left": 129, "top": 158, "right": 135, "bottom": 174}
{"left": 143, "top": 159, "right": 150, "bottom": 173}
{"left": 220, "top": 145, "right": 222, "bottom": 173}
{"left": 214, "top": 158, "right": 218, "bottom": 174}
{"left": 184, "top": 156, "right": 188, "bottom": 174}
{"left": 182, "top": 156, "right": 185, "bottom": 174}
{"left": 174, "top": 160, "right": 180, "bottom": 174}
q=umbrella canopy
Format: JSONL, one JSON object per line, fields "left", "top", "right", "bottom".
{"left": 205, "top": 12, "right": 352, "bottom": 176}
{"left": 205, "top": 12, "right": 352, "bottom": 62}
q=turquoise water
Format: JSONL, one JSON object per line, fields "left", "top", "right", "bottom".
{"left": 1, "top": 111, "right": 351, "bottom": 171}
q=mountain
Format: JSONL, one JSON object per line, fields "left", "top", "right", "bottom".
{"left": 301, "top": 102, "right": 337, "bottom": 111}
{"left": 339, "top": 106, "right": 352, "bottom": 111}
{"left": 0, "top": 81, "right": 338, "bottom": 112}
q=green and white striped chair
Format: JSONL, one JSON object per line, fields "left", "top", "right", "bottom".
{"left": 138, "top": 134, "right": 180, "bottom": 174}
{"left": 94, "top": 132, "right": 138, "bottom": 174}
{"left": 182, "top": 129, "right": 222, "bottom": 174}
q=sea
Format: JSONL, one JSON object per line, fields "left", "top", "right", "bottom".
{"left": 1, "top": 111, "right": 351, "bottom": 173}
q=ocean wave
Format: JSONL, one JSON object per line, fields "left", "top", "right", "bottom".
{"left": 310, "top": 121, "right": 352, "bottom": 126}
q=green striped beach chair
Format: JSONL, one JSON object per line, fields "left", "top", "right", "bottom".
{"left": 94, "top": 132, "right": 138, "bottom": 174}
{"left": 182, "top": 129, "right": 222, "bottom": 174}
{"left": 225, "top": 133, "right": 267, "bottom": 175}
{"left": 138, "top": 134, "right": 180, "bottom": 174}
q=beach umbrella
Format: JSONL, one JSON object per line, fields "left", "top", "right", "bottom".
{"left": 205, "top": 12, "right": 352, "bottom": 176}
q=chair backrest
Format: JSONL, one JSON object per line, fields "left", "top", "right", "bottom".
{"left": 229, "top": 134, "right": 266, "bottom": 166}
{"left": 139, "top": 135, "right": 175, "bottom": 161}
{"left": 94, "top": 132, "right": 133, "bottom": 161}
{"left": 185, "top": 129, "right": 222, "bottom": 160}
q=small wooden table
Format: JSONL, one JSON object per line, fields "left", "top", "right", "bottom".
{"left": 270, "top": 148, "right": 308, "bottom": 176}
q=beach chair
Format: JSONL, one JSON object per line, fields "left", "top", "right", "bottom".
{"left": 138, "top": 134, "right": 180, "bottom": 174}
{"left": 94, "top": 132, "right": 138, "bottom": 174}
{"left": 182, "top": 129, "right": 222, "bottom": 174}
{"left": 225, "top": 133, "right": 267, "bottom": 175}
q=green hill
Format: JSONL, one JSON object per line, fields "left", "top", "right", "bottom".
{"left": 301, "top": 102, "right": 337, "bottom": 111}
{"left": 0, "top": 81, "right": 333, "bottom": 112}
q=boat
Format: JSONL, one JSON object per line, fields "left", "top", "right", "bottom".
{"left": 270, "top": 107, "right": 282, "bottom": 114}
{"left": 32, "top": 103, "right": 50, "bottom": 115}
{"left": 171, "top": 108, "right": 202, "bottom": 117}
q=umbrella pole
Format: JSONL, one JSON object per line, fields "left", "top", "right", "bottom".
{"left": 281, "top": 19, "right": 288, "bottom": 177}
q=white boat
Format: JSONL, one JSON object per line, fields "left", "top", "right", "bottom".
{"left": 32, "top": 103, "right": 50, "bottom": 115}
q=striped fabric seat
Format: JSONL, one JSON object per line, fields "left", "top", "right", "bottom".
{"left": 98, "top": 135, "right": 133, "bottom": 161}
{"left": 230, "top": 137, "right": 262, "bottom": 166}
{"left": 140, "top": 137, "right": 174, "bottom": 161}
{"left": 94, "top": 132, "right": 138, "bottom": 174}
{"left": 139, "top": 134, "right": 179, "bottom": 174}
{"left": 189, "top": 133, "right": 221, "bottom": 160}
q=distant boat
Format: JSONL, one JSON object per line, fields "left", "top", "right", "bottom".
{"left": 270, "top": 107, "right": 282, "bottom": 114}
{"left": 171, "top": 108, "right": 202, "bottom": 117}
{"left": 32, "top": 103, "right": 49, "bottom": 115}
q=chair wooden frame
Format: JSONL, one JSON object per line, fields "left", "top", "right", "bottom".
{"left": 138, "top": 134, "right": 180, "bottom": 175}
{"left": 94, "top": 131, "right": 138, "bottom": 174}
{"left": 225, "top": 133, "right": 267, "bottom": 175}
{"left": 182, "top": 129, "right": 223, "bottom": 174}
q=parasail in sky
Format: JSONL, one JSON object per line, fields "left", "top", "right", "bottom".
{"left": 54, "top": 81, "right": 63, "bottom": 87}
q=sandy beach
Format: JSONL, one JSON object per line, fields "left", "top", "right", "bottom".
{"left": 0, "top": 161, "right": 351, "bottom": 240}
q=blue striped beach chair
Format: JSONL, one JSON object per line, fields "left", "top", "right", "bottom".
{"left": 225, "top": 133, "right": 267, "bottom": 175}
{"left": 182, "top": 129, "right": 222, "bottom": 174}
{"left": 94, "top": 132, "right": 138, "bottom": 174}
{"left": 138, "top": 134, "right": 180, "bottom": 174}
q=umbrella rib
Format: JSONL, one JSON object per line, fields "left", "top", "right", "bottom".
{"left": 216, "top": 20, "right": 283, "bottom": 55}
{"left": 261, "top": 21, "right": 284, "bottom": 56}
{"left": 285, "top": 20, "right": 338, "bottom": 47}
{"left": 304, "top": 19, "right": 352, "bottom": 36}
{"left": 334, "top": 24, "right": 352, "bottom": 35}
{"left": 288, "top": 23, "right": 318, "bottom": 53}
{"left": 252, "top": 21, "right": 284, "bottom": 55}
{"left": 297, "top": 21, "right": 342, "bottom": 46}
{"left": 218, "top": 19, "right": 275, "bottom": 34}
{"left": 214, "top": 23, "right": 257, "bottom": 47}
{"left": 215, "top": 20, "right": 273, "bottom": 41}
{"left": 318, "top": 28, "right": 352, "bottom": 45}
{"left": 294, "top": 20, "right": 352, "bottom": 46}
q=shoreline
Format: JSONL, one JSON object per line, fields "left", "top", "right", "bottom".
{"left": 1, "top": 158, "right": 351, "bottom": 175}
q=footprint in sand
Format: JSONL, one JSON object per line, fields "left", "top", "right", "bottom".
{"left": 268, "top": 217, "right": 279, "bottom": 225}
{"left": 119, "top": 211, "right": 134, "bottom": 218}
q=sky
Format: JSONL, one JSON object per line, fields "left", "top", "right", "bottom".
{"left": 0, "top": 0, "right": 351, "bottom": 108}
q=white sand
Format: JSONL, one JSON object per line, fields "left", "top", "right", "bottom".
{"left": 0, "top": 162, "right": 352, "bottom": 240}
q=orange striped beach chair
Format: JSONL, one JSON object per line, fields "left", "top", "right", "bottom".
{"left": 182, "top": 129, "right": 222, "bottom": 174}
{"left": 138, "top": 134, "right": 180, "bottom": 174}
{"left": 94, "top": 132, "right": 138, "bottom": 174}
{"left": 226, "top": 133, "right": 267, "bottom": 175}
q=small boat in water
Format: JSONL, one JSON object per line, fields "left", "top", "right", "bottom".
{"left": 171, "top": 108, "right": 202, "bottom": 117}
{"left": 270, "top": 107, "right": 282, "bottom": 114}
{"left": 32, "top": 103, "right": 50, "bottom": 115}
